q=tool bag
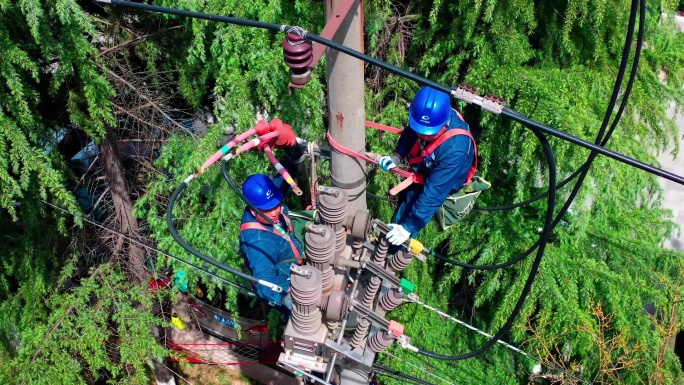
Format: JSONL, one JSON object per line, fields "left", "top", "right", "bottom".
{"left": 433, "top": 173, "right": 491, "bottom": 231}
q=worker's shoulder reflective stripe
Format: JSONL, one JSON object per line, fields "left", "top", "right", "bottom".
{"left": 408, "top": 128, "right": 478, "bottom": 184}
{"left": 240, "top": 222, "right": 302, "bottom": 261}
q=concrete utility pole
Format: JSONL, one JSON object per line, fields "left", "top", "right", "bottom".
{"left": 326, "top": 0, "right": 366, "bottom": 215}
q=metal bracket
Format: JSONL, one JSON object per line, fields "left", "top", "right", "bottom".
{"left": 324, "top": 340, "right": 372, "bottom": 370}
{"left": 349, "top": 299, "right": 390, "bottom": 330}
{"left": 361, "top": 261, "right": 399, "bottom": 287}
{"left": 278, "top": 360, "right": 333, "bottom": 385}
{"left": 290, "top": 264, "right": 313, "bottom": 278}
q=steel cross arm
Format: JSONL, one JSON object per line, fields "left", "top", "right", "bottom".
{"left": 310, "top": 0, "right": 357, "bottom": 66}
{"left": 361, "top": 261, "right": 400, "bottom": 287}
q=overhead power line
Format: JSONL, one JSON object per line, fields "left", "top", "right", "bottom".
{"left": 40, "top": 200, "right": 256, "bottom": 296}
{"left": 406, "top": 298, "right": 590, "bottom": 385}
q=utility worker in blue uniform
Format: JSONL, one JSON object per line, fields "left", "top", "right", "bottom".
{"left": 239, "top": 174, "right": 304, "bottom": 313}
{"left": 377, "top": 86, "right": 476, "bottom": 246}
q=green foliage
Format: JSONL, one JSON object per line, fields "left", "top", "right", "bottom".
{"left": 364, "top": 0, "right": 684, "bottom": 383}
{"left": 135, "top": 0, "right": 327, "bottom": 310}
{"left": 0, "top": 263, "right": 168, "bottom": 385}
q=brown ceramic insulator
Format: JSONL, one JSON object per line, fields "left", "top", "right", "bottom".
{"left": 378, "top": 289, "right": 404, "bottom": 312}
{"left": 361, "top": 276, "right": 382, "bottom": 309}
{"left": 290, "top": 266, "right": 322, "bottom": 308}
{"left": 349, "top": 318, "right": 371, "bottom": 349}
{"left": 366, "top": 331, "right": 394, "bottom": 353}
{"left": 387, "top": 250, "right": 413, "bottom": 272}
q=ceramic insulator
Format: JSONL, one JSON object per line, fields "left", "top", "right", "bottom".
{"left": 378, "top": 289, "right": 404, "bottom": 312}
{"left": 361, "top": 276, "right": 382, "bottom": 309}
{"left": 388, "top": 250, "right": 413, "bottom": 272}
{"left": 374, "top": 238, "right": 389, "bottom": 266}
{"left": 318, "top": 188, "right": 348, "bottom": 227}
{"left": 366, "top": 331, "right": 394, "bottom": 353}
{"left": 350, "top": 318, "right": 371, "bottom": 349}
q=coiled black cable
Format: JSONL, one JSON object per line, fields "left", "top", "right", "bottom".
{"left": 433, "top": 0, "right": 643, "bottom": 270}
{"left": 416, "top": 124, "right": 556, "bottom": 360}
{"left": 477, "top": 0, "right": 641, "bottom": 212}
{"left": 372, "top": 364, "right": 437, "bottom": 385}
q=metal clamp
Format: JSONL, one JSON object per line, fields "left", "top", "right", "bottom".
{"left": 290, "top": 264, "right": 312, "bottom": 278}
{"left": 317, "top": 185, "right": 340, "bottom": 197}
{"left": 451, "top": 84, "right": 505, "bottom": 115}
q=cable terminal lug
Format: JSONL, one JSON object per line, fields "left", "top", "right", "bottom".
{"left": 258, "top": 280, "right": 283, "bottom": 293}
{"left": 396, "top": 335, "right": 418, "bottom": 352}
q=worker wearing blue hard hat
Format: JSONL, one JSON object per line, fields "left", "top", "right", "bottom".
{"left": 239, "top": 174, "right": 303, "bottom": 313}
{"left": 377, "top": 86, "right": 479, "bottom": 246}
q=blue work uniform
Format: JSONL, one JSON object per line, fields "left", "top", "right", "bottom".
{"left": 239, "top": 205, "right": 303, "bottom": 307}
{"left": 392, "top": 110, "right": 475, "bottom": 238}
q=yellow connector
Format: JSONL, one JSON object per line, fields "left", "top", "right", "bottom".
{"left": 171, "top": 313, "right": 186, "bottom": 330}
{"left": 408, "top": 238, "right": 424, "bottom": 254}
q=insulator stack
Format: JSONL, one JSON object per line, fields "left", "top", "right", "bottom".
{"left": 361, "top": 276, "right": 382, "bottom": 309}
{"left": 350, "top": 318, "right": 371, "bottom": 349}
{"left": 318, "top": 188, "right": 348, "bottom": 229}
{"left": 290, "top": 267, "right": 323, "bottom": 336}
{"left": 292, "top": 310, "right": 322, "bottom": 336}
{"left": 367, "top": 331, "right": 394, "bottom": 353}
{"left": 282, "top": 32, "right": 312, "bottom": 86}
{"left": 321, "top": 267, "right": 334, "bottom": 296}
{"left": 335, "top": 228, "right": 346, "bottom": 253}
{"left": 305, "top": 225, "right": 335, "bottom": 270}
{"left": 374, "top": 238, "right": 389, "bottom": 266}
{"left": 388, "top": 250, "right": 413, "bottom": 272}
{"left": 378, "top": 289, "right": 404, "bottom": 312}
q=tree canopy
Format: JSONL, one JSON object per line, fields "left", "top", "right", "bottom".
{"left": 1, "top": 0, "right": 684, "bottom": 384}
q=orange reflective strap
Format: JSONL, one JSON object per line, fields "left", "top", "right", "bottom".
{"left": 240, "top": 221, "right": 302, "bottom": 262}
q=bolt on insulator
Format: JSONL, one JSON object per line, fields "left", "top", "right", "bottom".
{"left": 282, "top": 31, "right": 312, "bottom": 86}
{"left": 350, "top": 318, "right": 371, "bottom": 349}
{"left": 361, "top": 276, "right": 382, "bottom": 309}
{"left": 378, "top": 289, "right": 404, "bottom": 312}
{"left": 367, "top": 331, "right": 394, "bottom": 353}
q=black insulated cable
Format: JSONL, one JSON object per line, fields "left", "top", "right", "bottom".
{"left": 478, "top": 0, "right": 643, "bottom": 212}
{"left": 415, "top": 124, "right": 556, "bottom": 360}
{"left": 41, "top": 199, "right": 257, "bottom": 296}
{"left": 435, "top": 0, "right": 643, "bottom": 271}
{"left": 167, "top": 182, "right": 267, "bottom": 286}
{"left": 96, "top": 0, "right": 684, "bottom": 186}
{"left": 372, "top": 364, "right": 438, "bottom": 385}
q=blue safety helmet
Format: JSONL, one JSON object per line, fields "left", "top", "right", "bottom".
{"left": 408, "top": 87, "right": 452, "bottom": 135}
{"left": 242, "top": 174, "right": 283, "bottom": 210}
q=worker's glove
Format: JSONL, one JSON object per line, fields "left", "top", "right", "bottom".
{"left": 282, "top": 292, "right": 293, "bottom": 310}
{"left": 377, "top": 155, "right": 400, "bottom": 171}
{"left": 254, "top": 119, "right": 271, "bottom": 136}
{"left": 270, "top": 118, "right": 297, "bottom": 148}
{"left": 386, "top": 224, "right": 411, "bottom": 245}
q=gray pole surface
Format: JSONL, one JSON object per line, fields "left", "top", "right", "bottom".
{"left": 326, "top": 0, "right": 367, "bottom": 214}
